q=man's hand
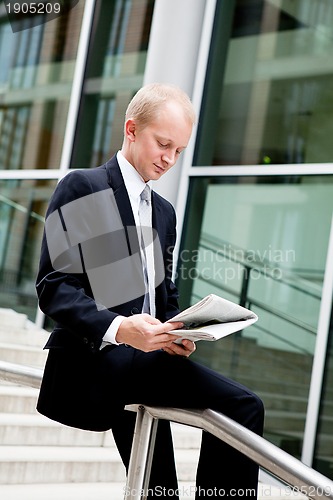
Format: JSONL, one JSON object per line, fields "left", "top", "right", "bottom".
{"left": 162, "top": 339, "right": 196, "bottom": 357}
{"left": 116, "top": 314, "right": 185, "bottom": 352}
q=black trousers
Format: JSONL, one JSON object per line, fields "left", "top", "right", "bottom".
{"left": 108, "top": 346, "right": 265, "bottom": 500}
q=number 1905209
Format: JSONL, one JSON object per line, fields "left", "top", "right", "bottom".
{"left": 6, "top": 3, "right": 61, "bottom": 15}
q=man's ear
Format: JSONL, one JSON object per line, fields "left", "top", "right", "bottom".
{"left": 125, "top": 119, "right": 136, "bottom": 142}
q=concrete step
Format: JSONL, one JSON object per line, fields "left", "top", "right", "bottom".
{"left": 0, "top": 385, "right": 40, "bottom": 414}
{"left": 0, "top": 413, "right": 202, "bottom": 449}
{"left": 0, "top": 413, "right": 109, "bottom": 447}
{"left": 0, "top": 445, "right": 127, "bottom": 484}
{"left": 0, "top": 445, "right": 200, "bottom": 485}
{"left": 0, "top": 342, "right": 47, "bottom": 368}
{"left": 0, "top": 309, "right": 47, "bottom": 349}
{"left": 0, "top": 327, "right": 46, "bottom": 349}
{"left": 0, "top": 399, "right": 202, "bottom": 484}
{"left": 172, "top": 422, "right": 202, "bottom": 449}
{"left": 0, "top": 308, "right": 29, "bottom": 330}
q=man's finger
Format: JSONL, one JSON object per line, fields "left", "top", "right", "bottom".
{"left": 163, "top": 321, "right": 184, "bottom": 331}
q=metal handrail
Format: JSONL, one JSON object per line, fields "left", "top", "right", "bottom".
{"left": 125, "top": 404, "right": 333, "bottom": 500}
{"left": 1, "top": 361, "right": 333, "bottom": 499}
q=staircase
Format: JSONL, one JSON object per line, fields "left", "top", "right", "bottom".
{"left": 0, "top": 307, "right": 307, "bottom": 499}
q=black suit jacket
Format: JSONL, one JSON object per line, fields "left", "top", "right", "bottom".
{"left": 36, "top": 156, "right": 180, "bottom": 430}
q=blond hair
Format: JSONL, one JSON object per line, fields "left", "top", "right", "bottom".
{"left": 125, "top": 83, "right": 196, "bottom": 129}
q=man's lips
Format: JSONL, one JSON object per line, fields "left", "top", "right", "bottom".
{"left": 154, "top": 164, "right": 165, "bottom": 174}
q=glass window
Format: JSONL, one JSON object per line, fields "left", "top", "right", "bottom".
{"left": 178, "top": 174, "right": 333, "bottom": 466}
{"left": 0, "top": 2, "right": 86, "bottom": 169}
{"left": 195, "top": 0, "right": 333, "bottom": 166}
{"left": 0, "top": 179, "right": 57, "bottom": 321}
{"left": 71, "top": 0, "right": 155, "bottom": 169}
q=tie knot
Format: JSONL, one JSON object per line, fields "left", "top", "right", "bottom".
{"left": 140, "top": 185, "right": 151, "bottom": 204}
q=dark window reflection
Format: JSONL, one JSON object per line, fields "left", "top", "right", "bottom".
{"left": 71, "top": 0, "right": 155, "bottom": 169}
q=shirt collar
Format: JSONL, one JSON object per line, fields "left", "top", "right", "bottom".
{"left": 117, "top": 150, "right": 151, "bottom": 201}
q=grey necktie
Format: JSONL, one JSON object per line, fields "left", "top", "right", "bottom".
{"left": 138, "top": 185, "right": 155, "bottom": 317}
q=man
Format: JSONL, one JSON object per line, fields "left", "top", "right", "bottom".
{"left": 36, "top": 83, "right": 264, "bottom": 498}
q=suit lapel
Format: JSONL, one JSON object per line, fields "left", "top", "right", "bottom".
{"left": 105, "top": 156, "right": 136, "bottom": 229}
{"left": 152, "top": 192, "right": 165, "bottom": 245}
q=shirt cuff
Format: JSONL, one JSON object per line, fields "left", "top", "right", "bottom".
{"left": 101, "top": 315, "right": 126, "bottom": 347}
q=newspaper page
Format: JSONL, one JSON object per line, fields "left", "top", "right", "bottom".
{"left": 169, "top": 294, "right": 258, "bottom": 342}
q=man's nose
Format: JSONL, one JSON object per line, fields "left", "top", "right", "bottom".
{"left": 162, "top": 150, "right": 177, "bottom": 166}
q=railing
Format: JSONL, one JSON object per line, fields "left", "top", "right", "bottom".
{"left": 125, "top": 404, "right": 333, "bottom": 500}
{"left": 1, "top": 360, "right": 333, "bottom": 500}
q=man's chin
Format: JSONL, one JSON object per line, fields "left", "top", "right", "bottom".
{"left": 152, "top": 169, "right": 166, "bottom": 179}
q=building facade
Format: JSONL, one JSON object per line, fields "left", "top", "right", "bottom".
{"left": 0, "top": 0, "right": 333, "bottom": 483}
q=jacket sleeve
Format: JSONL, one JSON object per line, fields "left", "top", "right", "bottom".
{"left": 36, "top": 170, "right": 118, "bottom": 351}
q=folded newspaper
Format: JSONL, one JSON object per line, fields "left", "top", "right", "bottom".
{"left": 169, "top": 294, "right": 258, "bottom": 342}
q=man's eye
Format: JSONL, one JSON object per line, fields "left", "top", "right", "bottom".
{"left": 158, "top": 141, "right": 168, "bottom": 148}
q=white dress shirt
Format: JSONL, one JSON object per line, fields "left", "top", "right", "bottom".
{"left": 101, "top": 151, "right": 151, "bottom": 346}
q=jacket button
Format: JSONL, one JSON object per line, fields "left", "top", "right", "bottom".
{"left": 90, "top": 342, "right": 95, "bottom": 349}
{"left": 83, "top": 337, "right": 88, "bottom": 344}
{"left": 131, "top": 307, "right": 140, "bottom": 315}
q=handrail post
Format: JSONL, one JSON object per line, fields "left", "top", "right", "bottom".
{"left": 124, "top": 405, "right": 159, "bottom": 499}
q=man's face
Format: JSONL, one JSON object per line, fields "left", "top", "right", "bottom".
{"left": 125, "top": 101, "right": 193, "bottom": 182}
